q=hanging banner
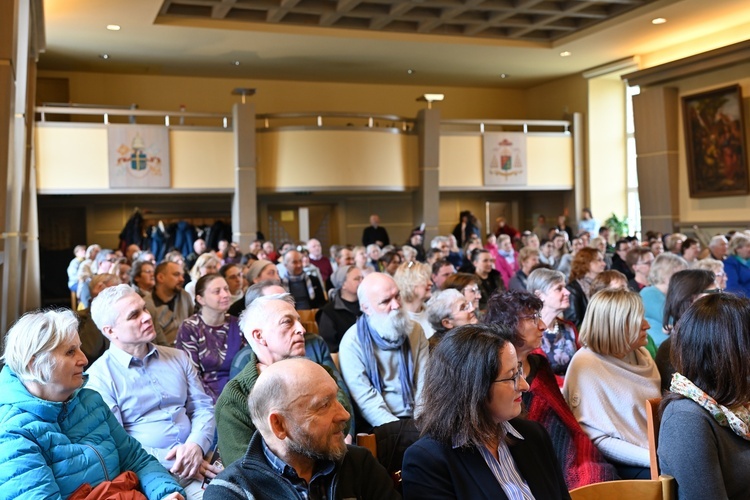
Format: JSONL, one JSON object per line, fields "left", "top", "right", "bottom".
{"left": 108, "top": 124, "right": 170, "bottom": 188}
{"left": 483, "top": 132, "right": 527, "bottom": 186}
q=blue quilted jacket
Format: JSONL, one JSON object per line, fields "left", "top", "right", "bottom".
{"left": 0, "top": 367, "right": 183, "bottom": 499}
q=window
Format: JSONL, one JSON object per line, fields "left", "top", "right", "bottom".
{"left": 626, "top": 85, "right": 641, "bottom": 238}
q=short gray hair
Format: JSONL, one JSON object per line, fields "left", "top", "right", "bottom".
{"left": 648, "top": 253, "right": 688, "bottom": 286}
{"left": 2, "top": 309, "right": 79, "bottom": 384}
{"left": 426, "top": 289, "right": 464, "bottom": 333}
{"left": 239, "top": 293, "right": 295, "bottom": 346}
{"left": 526, "top": 268, "right": 566, "bottom": 294}
{"left": 693, "top": 258, "right": 724, "bottom": 276}
{"left": 430, "top": 236, "right": 450, "bottom": 249}
{"left": 91, "top": 284, "right": 138, "bottom": 330}
{"left": 244, "top": 280, "right": 283, "bottom": 307}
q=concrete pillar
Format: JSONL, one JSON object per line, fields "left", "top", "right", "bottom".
{"left": 414, "top": 108, "right": 441, "bottom": 243}
{"left": 632, "top": 87, "right": 680, "bottom": 235}
{"left": 232, "top": 102, "right": 258, "bottom": 253}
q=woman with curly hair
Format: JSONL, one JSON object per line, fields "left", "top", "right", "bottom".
{"left": 484, "top": 290, "right": 618, "bottom": 489}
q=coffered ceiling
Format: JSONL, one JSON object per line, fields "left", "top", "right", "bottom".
{"left": 39, "top": 0, "right": 750, "bottom": 87}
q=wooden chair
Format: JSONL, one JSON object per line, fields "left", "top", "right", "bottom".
{"left": 70, "top": 291, "right": 78, "bottom": 310}
{"left": 646, "top": 397, "right": 662, "bottom": 479}
{"left": 356, "top": 433, "right": 377, "bottom": 458}
{"left": 298, "top": 308, "right": 319, "bottom": 334}
{"left": 331, "top": 352, "right": 340, "bottom": 371}
{"left": 570, "top": 475, "right": 675, "bottom": 500}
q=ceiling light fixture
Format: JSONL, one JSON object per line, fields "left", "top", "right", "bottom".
{"left": 106, "top": 24, "right": 121, "bottom": 31}
{"left": 560, "top": 51, "right": 571, "bottom": 57}
{"left": 500, "top": 73, "right": 509, "bottom": 79}
{"left": 232, "top": 60, "right": 240, "bottom": 66}
{"left": 407, "top": 69, "right": 415, "bottom": 75}
{"left": 416, "top": 93, "right": 444, "bottom": 109}
{"left": 99, "top": 54, "right": 110, "bottom": 59}
{"left": 231, "top": 87, "right": 257, "bottom": 104}
{"left": 651, "top": 17, "right": 667, "bottom": 25}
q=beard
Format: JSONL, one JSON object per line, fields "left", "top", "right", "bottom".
{"left": 368, "top": 308, "right": 412, "bottom": 342}
{"left": 286, "top": 423, "right": 348, "bottom": 462}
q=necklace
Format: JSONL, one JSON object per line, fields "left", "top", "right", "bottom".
{"left": 545, "top": 319, "right": 560, "bottom": 336}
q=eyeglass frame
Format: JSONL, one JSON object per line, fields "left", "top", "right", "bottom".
{"left": 493, "top": 361, "right": 525, "bottom": 391}
{"left": 519, "top": 311, "right": 542, "bottom": 325}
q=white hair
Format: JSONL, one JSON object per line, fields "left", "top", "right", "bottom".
{"left": 2, "top": 309, "right": 79, "bottom": 384}
{"left": 239, "top": 293, "right": 295, "bottom": 348}
{"left": 91, "top": 284, "right": 137, "bottom": 330}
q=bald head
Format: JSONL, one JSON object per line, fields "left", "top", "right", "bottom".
{"left": 248, "top": 358, "right": 349, "bottom": 461}
{"left": 357, "top": 272, "right": 401, "bottom": 315}
{"left": 283, "top": 250, "right": 303, "bottom": 277}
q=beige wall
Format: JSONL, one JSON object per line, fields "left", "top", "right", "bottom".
{"left": 439, "top": 134, "right": 573, "bottom": 188}
{"left": 525, "top": 73, "right": 588, "bottom": 120}
{"left": 673, "top": 62, "right": 750, "bottom": 223}
{"left": 38, "top": 70, "right": 527, "bottom": 120}
{"left": 588, "top": 76, "right": 628, "bottom": 223}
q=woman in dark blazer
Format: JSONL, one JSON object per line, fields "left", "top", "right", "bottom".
{"left": 402, "top": 324, "right": 570, "bottom": 500}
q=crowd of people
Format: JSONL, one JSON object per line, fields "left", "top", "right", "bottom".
{"left": 0, "top": 209, "right": 748, "bottom": 499}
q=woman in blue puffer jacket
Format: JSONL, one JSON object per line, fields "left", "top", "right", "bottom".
{"left": 0, "top": 309, "right": 184, "bottom": 500}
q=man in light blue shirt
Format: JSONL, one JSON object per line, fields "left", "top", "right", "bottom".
{"left": 88, "top": 284, "right": 218, "bottom": 499}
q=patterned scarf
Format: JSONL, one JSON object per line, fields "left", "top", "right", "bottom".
{"left": 355, "top": 314, "right": 415, "bottom": 414}
{"left": 670, "top": 372, "right": 750, "bottom": 441}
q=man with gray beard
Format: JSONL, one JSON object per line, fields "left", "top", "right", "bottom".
{"left": 339, "top": 272, "right": 430, "bottom": 430}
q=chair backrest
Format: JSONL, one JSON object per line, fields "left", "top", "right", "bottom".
{"left": 646, "top": 397, "right": 662, "bottom": 479}
{"left": 331, "top": 352, "right": 340, "bottom": 371}
{"left": 298, "top": 308, "right": 319, "bottom": 334}
{"left": 569, "top": 475, "right": 675, "bottom": 500}
{"left": 356, "top": 432, "right": 377, "bottom": 457}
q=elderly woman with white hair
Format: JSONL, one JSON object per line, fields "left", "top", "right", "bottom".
{"left": 641, "top": 252, "right": 688, "bottom": 349}
{"left": 393, "top": 261, "right": 435, "bottom": 339}
{"left": 0, "top": 309, "right": 184, "bottom": 499}
{"left": 527, "top": 268, "right": 577, "bottom": 382}
{"left": 724, "top": 232, "right": 750, "bottom": 297}
{"left": 425, "top": 289, "right": 478, "bottom": 348}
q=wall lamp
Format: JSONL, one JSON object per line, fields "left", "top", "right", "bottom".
{"left": 417, "top": 93, "right": 445, "bottom": 109}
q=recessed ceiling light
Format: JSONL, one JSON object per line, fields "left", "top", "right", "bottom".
{"left": 500, "top": 73, "right": 509, "bottom": 79}
{"left": 99, "top": 54, "right": 110, "bottom": 59}
{"left": 651, "top": 17, "right": 667, "bottom": 25}
{"left": 560, "top": 51, "right": 571, "bottom": 57}
{"left": 106, "top": 24, "right": 121, "bottom": 31}
{"left": 232, "top": 60, "right": 240, "bottom": 66}
{"left": 407, "top": 69, "right": 415, "bottom": 75}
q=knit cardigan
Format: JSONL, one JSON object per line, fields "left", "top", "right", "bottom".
{"left": 524, "top": 354, "right": 619, "bottom": 489}
{"left": 562, "top": 347, "right": 661, "bottom": 467}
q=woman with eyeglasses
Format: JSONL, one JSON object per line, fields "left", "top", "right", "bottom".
{"left": 563, "top": 289, "right": 661, "bottom": 480}
{"left": 658, "top": 293, "right": 750, "bottom": 500}
{"left": 526, "top": 268, "right": 578, "bottom": 382}
{"left": 693, "top": 257, "right": 727, "bottom": 290}
{"left": 402, "top": 324, "right": 570, "bottom": 500}
{"left": 654, "top": 269, "right": 716, "bottom": 392}
{"left": 425, "top": 289, "right": 478, "bottom": 349}
{"left": 442, "top": 273, "right": 482, "bottom": 317}
{"left": 484, "top": 289, "right": 618, "bottom": 489}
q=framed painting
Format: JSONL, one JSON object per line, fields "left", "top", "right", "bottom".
{"left": 682, "top": 84, "right": 748, "bottom": 198}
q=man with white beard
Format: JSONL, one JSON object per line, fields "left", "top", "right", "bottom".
{"left": 338, "top": 272, "right": 430, "bottom": 430}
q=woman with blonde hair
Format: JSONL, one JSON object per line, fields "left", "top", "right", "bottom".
{"left": 184, "top": 252, "right": 220, "bottom": 301}
{"left": 563, "top": 289, "right": 661, "bottom": 479}
{"left": 642, "top": 252, "right": 688, "bottom": 348}
{"left": 723, "top": 232, "right": 750, "bottom": 297}
{"left": 394, "top": 261, "right": 434, "bottom": 338}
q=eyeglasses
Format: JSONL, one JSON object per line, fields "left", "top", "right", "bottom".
{"left": 702, "top": 288, "right": 723, "bottom": 295}
{"left": 520, "top": 311, "right": 542, "bottom": 325}
{"left": 637, "top": 260, "right": 653, "bottom": 267}
{"left": 494, "top": 362, "right": 525, "bottom": 391}
{"left": 463, "top": 286, "right": 481, "bottom": 295}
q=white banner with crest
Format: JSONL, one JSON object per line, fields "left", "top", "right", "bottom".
{"left": 483, "top": 132, "right": 527, "bottom": 186}
{"left": 108, "top": 124, "right": 170, "bottom": 188}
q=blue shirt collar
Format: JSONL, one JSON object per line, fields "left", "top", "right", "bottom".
{"left": 109, "top": 343, "right": 159, "bottom": 368}
{"left": 452, "top": 420, "right": 524, "bottom": 449}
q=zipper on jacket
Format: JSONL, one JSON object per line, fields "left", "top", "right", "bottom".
{"left": 83, "top": 444, "right": 110, "bottom": 482}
